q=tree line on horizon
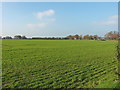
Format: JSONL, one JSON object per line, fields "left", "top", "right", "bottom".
{"left": 1, "top": 31, "right": 119, "bottom": 40}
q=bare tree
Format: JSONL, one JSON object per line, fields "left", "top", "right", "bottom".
{"left": 79, "top": 35, "right": 82, "bottom": 40}
{"left": 83, "top": 35, "right": 90, "bottom": 40}
{"left": 67, "top": 35, "right": 74, "bottom": 40}
{"left": 93, "top": 35, "right": 98, "bottom": 40}
{"left": 105, "top": 31, "right": 118, "bottom": 40}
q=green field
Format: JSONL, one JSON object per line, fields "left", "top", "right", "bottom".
{"left": 2, "top": 40, "right": 119, "bottom": 88}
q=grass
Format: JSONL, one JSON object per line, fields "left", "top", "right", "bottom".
{"left": 2, "top": 40, "right": 119, "bottom": 88}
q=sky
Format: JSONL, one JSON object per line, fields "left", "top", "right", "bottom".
{"left": 2, "top": 2, "right": 118, "bottom": 37}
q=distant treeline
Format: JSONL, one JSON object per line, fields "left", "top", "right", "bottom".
{"left": 1, "top": 31, "right": 119, "bottom": 40}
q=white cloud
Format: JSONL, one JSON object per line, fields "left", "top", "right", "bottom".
{"left": 27, "top": 23, "right": 47, "bottom": 28}
{"left": 93, "top": 15, "right": 118, "bottom": 26}
{"left": 35, "top": 9, "right": 55, "bottom": 20}
{"left": 109, "top": 15, "right": 118, "bottom": 20}
{"left": 48, "top": 18, "right": 56, "bottom": 22}
{"left": 27, "top": 9, "right": 56, "bottom": 29}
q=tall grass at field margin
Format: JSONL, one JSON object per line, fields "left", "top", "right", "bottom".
{"left": 115, "top": 40, "right": 120, "bottom": 88}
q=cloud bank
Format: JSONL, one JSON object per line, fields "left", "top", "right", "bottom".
{"left": 36, "top": 9, "right": 55, "bottom": 20}
{"left": 27, "top": 23, "right": 47, "bottom": 28}
{"left": 27, "top": 9, "right": 55, "bottom": 29}
{"left": 93, "top": 15, "right": 118, "bottom": 26}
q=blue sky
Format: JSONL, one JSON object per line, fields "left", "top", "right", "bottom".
{"left": 2, "top": 2, "right": 118, "bottom": 37}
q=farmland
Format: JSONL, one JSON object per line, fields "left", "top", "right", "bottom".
{"left": 2, "top": 40, "right": 119, "bottom": 88}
